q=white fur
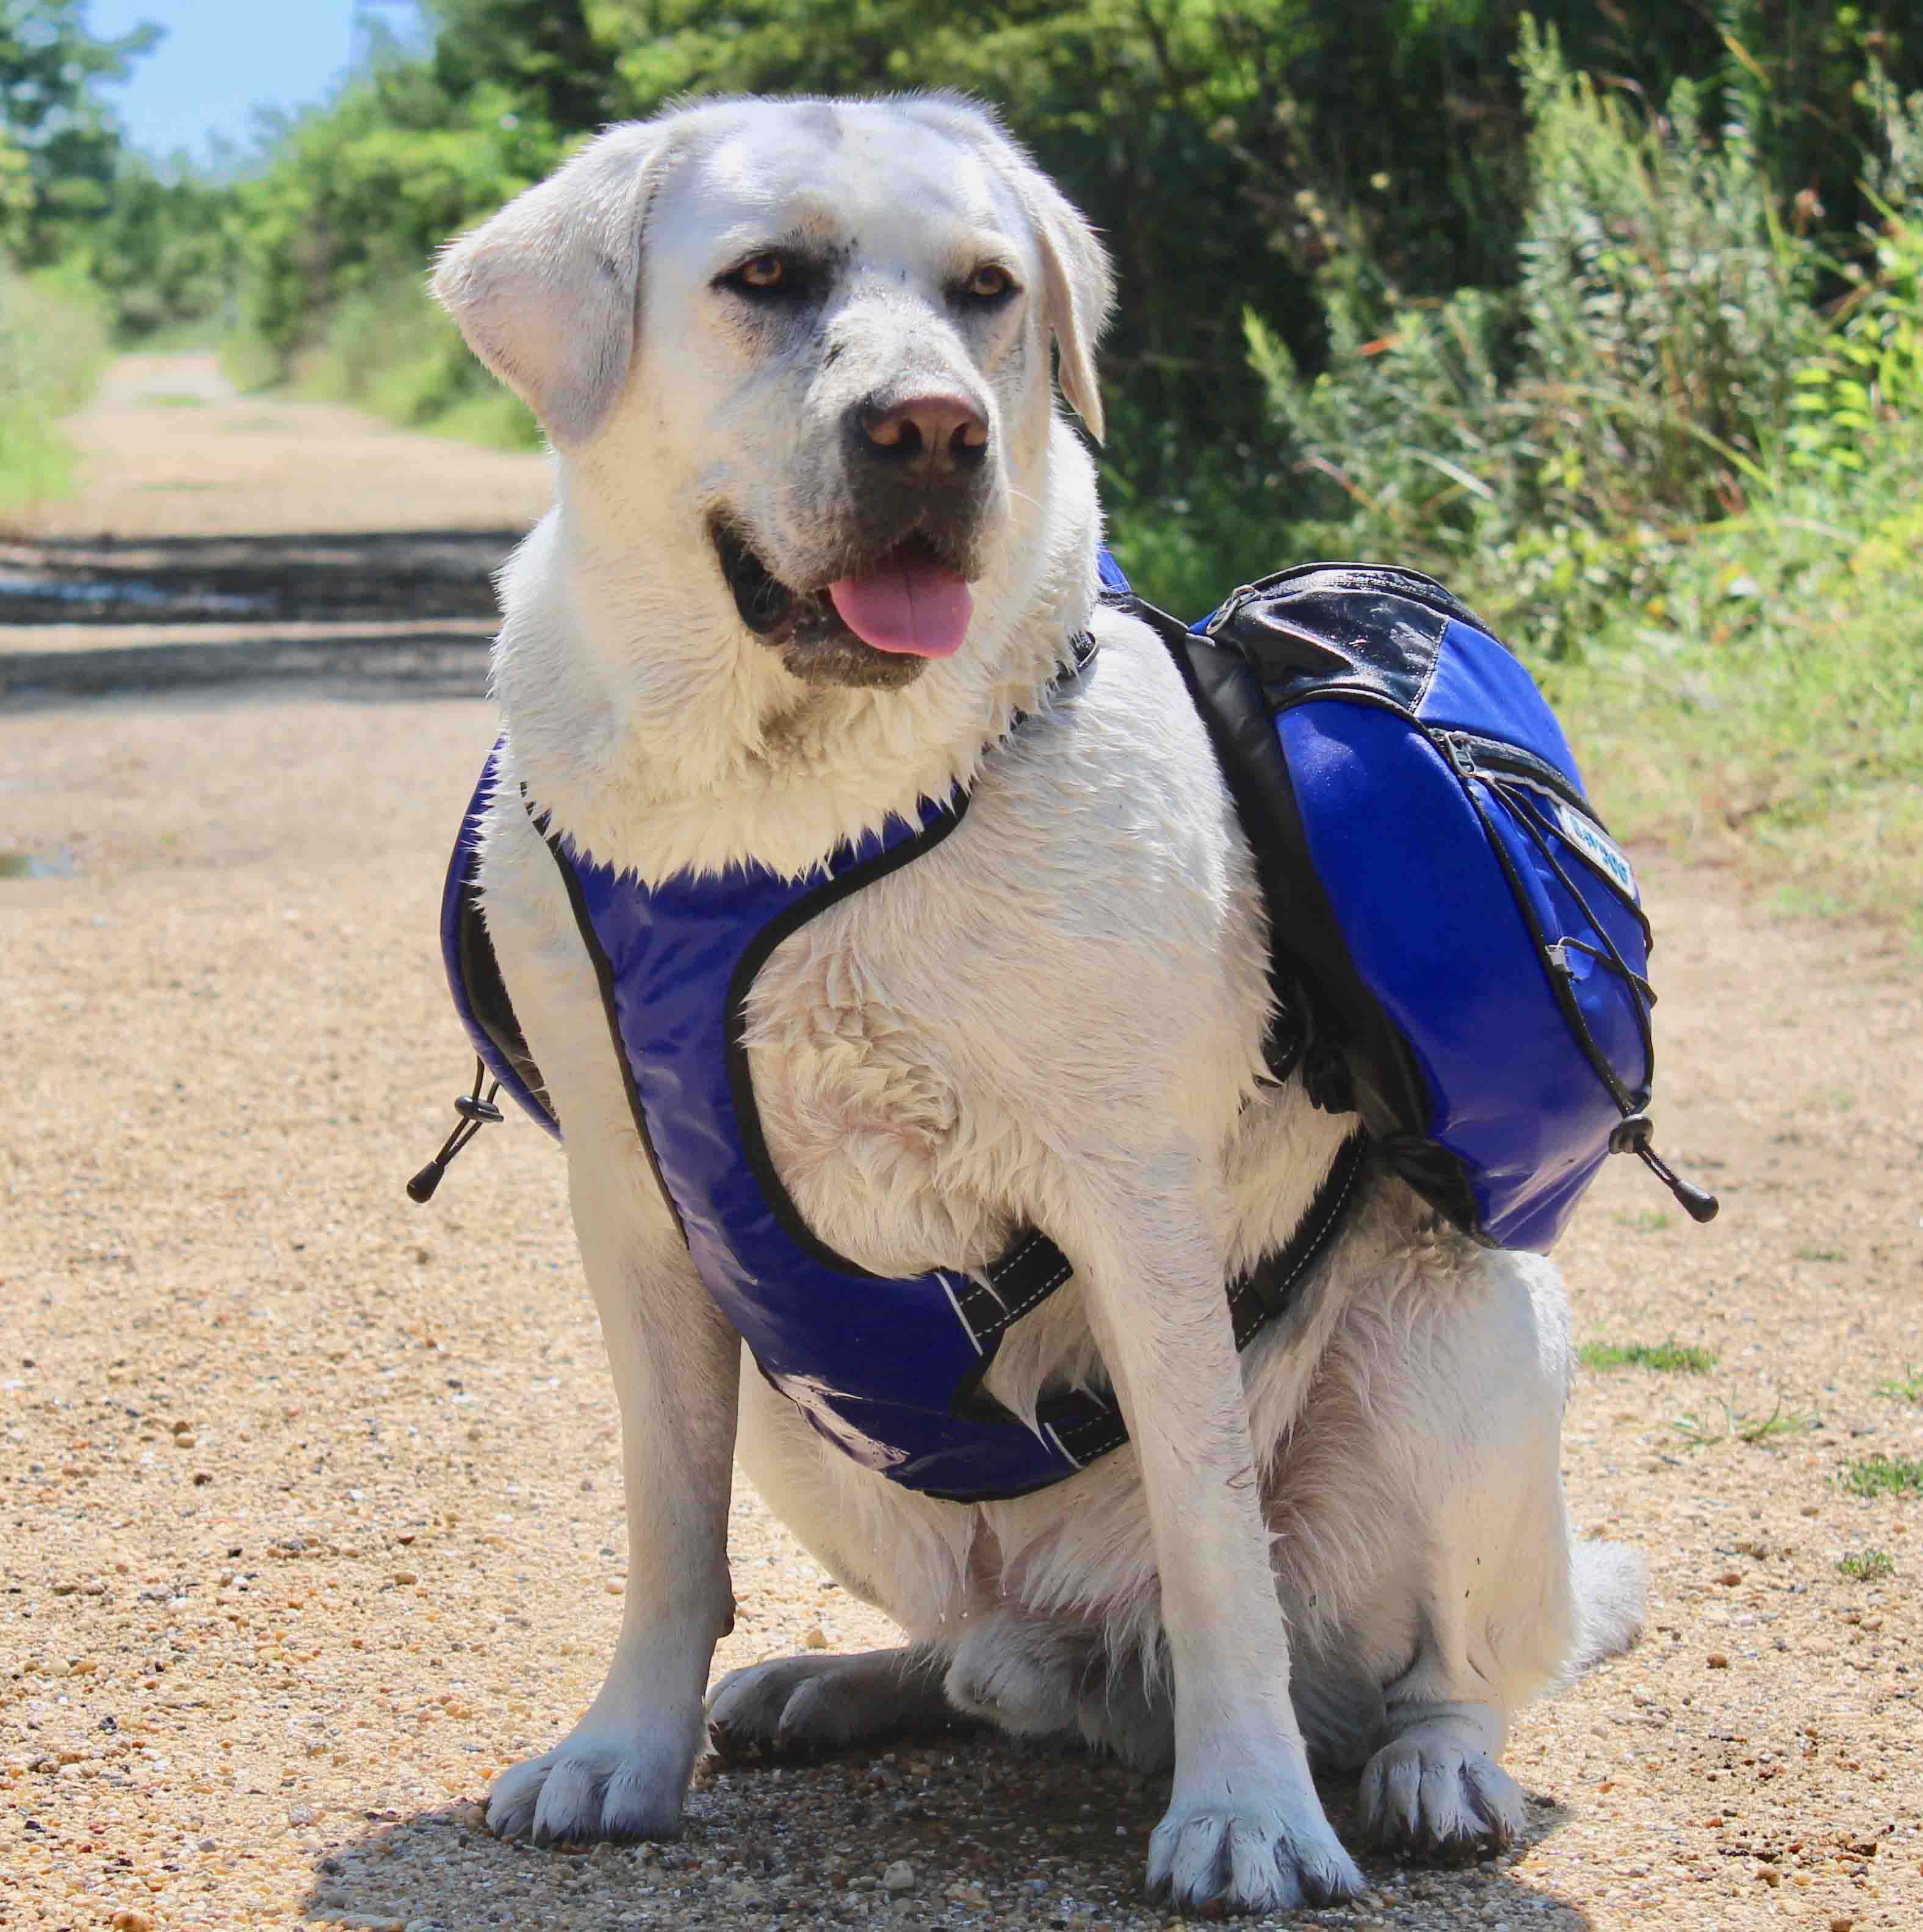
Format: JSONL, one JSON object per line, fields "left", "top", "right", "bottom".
{"left": 438, "top": 96, "right": 1642, "bottom": 1914}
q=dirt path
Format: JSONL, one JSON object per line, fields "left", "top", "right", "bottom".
{"left": 3, "top": 355, "right": 1921, "bottom": 1932}
{"left": 0, "top": 354, "right": 544, "bottom": 702}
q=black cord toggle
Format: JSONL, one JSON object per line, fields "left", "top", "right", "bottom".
{"left": 1608, "top": 1112, "right": 1720, "bottom": 1224}
{"left": 406, "top": 1058, "right": 504, "bottom": 1203}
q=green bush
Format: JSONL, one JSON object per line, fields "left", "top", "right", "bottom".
{"left": 1253, "top": 21, "right": 1823, "bottom": 654}
{"left": 279, "top": 272, "right": 539, "bottom": 450}
{"left": 0, "top": 262, "right": 111, "bottom": 509}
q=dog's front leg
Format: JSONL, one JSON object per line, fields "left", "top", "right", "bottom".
{"left": 487, "top": 1145, "right": 737, "bottom": 1845}
{"left": 1068, "top": 1153, "right": 1365, "bottom": 1915}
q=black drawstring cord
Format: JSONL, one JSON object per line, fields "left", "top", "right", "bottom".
{"left": 1470, "top": 766, "right": 1719, "bottom": 1227}
{"left": 1609, "top": 1112, "right": 1720, "bottom": 1224}
{"left": 406, "top": 1057, "right": 503, "bottom": 1203}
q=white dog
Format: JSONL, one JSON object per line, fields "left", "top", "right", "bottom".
{"left": 430, "top": 95, "right": 1643, "bottom": 1914}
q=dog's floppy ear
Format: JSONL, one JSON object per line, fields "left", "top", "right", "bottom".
{"left": 1017, "top": 170, "right": 1114, "bottom": 443}
{"left": 433, "top": 122, "right": 679, "bottom": 451}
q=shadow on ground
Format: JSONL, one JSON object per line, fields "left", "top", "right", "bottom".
{"left": 0, "top": 529, "right": 522, "bottom": 626}
{"left": 0, "top": 527, "right": 519, "bottom": 701}
{"left": 298, "top": 1742, "right": 1592, "bottom": 1929}
{"left": 0, "top": 633, "right": 493, "bottom": 703}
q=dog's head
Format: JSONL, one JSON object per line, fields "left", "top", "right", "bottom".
{"left": 434, "top": 96, "right": 1111, "bottom": 691}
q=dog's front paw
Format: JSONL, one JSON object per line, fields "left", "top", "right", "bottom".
{"left": 486, "top": 1725, "right": 693, "bottom": 1845}
{"left": 1357, "top": 1736, "right": 1525, "bottom": 1859}
{"left": 1147, "top": 1793, "right": 1365, "bottom": 1916}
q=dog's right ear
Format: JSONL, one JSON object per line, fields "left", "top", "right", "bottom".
{"left": 433, "top": 123, "right": 677, "bottom": 452}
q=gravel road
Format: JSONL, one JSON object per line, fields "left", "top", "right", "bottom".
{"left": 3, "top": 356, "right": 1921, "bottom": 1932}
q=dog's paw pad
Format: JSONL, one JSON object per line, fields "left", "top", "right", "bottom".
{"left": 1356, "top": 1737, "right": 1525, "bottom": 1859}
{"left": 486, "top": 1736, "right": 686, "bottom": 1845}
{"left": 1147, "top": 1800, "right": 1365, "bottom": 1916}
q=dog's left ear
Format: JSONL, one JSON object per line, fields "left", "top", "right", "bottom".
{"left": 1017, "top": 171, "right": 1114, "bottom": 443}
{"left": 433, "top": 121, "right": 680, "bottom": 452}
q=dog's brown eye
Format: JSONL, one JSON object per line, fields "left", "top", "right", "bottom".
{"left": 736, "top": 254, "right": 785, "bottom": 290}
{"left": 964, "top": 264, "right": 1015, "bottom": 301}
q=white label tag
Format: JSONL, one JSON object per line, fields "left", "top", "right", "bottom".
{"left": 1554, "top": 799, "right": 1638, "bottom": 902}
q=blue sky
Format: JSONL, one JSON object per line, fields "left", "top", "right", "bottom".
{"left": 87, "top": 1, "right": 423, "bottom": 164}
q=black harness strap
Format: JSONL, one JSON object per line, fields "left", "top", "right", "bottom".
{"left": 923, "top": 1129, "right": 1371, "bottom": 1498}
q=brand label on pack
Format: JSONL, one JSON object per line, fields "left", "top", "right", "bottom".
{"left": 1554, "top": 799, "right": 1638, "bottom": 902}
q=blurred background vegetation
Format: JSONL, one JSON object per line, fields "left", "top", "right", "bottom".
{"left": 1, "top": 0, "right": 1918, "bottom": 925}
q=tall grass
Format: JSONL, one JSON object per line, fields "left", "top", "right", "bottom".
{"left": 0, "top": 265, "right": 113, "bottom": 512}
{"left": 225, "top": 270, "right": 539, "bottom": 452}
{"left": 1542, "top": 424, "right": 1923, "bottom": 936}
{"left": 1250, "top": 21, "right": 1824, "bottom": 654}
{"left": 1251, "top": 29, "right": 1923, "bottom": 934}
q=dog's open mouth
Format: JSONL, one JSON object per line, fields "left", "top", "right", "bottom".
{"left": 712, "top": 521, "right": 975, "bottom": 685}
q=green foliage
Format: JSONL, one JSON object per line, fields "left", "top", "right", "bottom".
{"left": 1788, "top": 73, "right": 1923, "bottom": 475}
{"left": 1841, "top": 1455, "right": 1923, "bottom": 1498}
{"left": 428, "top": 0, "right": 621, "bottom": 134}
{"left": 1538, "top": 231, "right": 1923, "bottom": 936}
{"left": 1877, "top": 1369, "right": 1923, "bottom": 1404}
{"left": 231, "top": 72, "right": 565, "bottom": 367}
{"left": 0, "top": 0, "right": 157, "bottom": 263}
{"left": 275, "top": 270, "right": 539, "bottom": 450}
{"left": 1579, "top": 1339, "right": 1718, "bottom": 1374}
{"left": 1838, "top": 1549, "right": 1896, "bottom": 1581}
{"left": 83, "top": 160, "right": 239, "bottom": 342}
{"left": 1255, "top": 23, "right": 1824, "bottom": 650}
{"left": 0, "top": 260, "right": 110, "bottom": 506}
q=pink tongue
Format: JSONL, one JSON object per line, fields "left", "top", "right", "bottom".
{"left": 826, "top": 556, "right": 973, "bottom": 657}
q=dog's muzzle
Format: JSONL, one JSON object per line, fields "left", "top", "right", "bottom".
{"left": 711, "top": 518, "right": 980, "bottom": 690}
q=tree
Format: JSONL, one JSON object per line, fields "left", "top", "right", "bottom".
{"left": 0, "top": 0, "right": 157, "bottom": 261}
{"left": 428, "top": 0, "right": 621, "bottom": 135}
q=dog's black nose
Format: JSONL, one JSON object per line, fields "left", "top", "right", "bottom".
{"left": 850, "top": 392, "right": 989, "bottom": 474}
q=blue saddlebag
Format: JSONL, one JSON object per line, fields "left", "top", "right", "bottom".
{"left": 1125, "top": 561, "right": 1714, "bottom": 1253}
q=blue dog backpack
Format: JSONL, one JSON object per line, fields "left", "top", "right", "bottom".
{"left": 410, "top": 553, "right": 1712, "bottom": 1501}
{"left": 1108, "top": 559, "right": 1716, "bottom": 1253}
{"left": 412, "top": 714, "right": 1367, "bottom": 1504}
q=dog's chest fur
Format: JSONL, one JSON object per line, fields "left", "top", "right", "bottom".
{"left": 736, "top": 619, "right": 1276, "bottom": 1287}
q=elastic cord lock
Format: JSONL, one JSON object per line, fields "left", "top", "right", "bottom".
{"left": 1609, "top": 1112, "right": 1720, "bottom": 1224}
{"left": 406, "top": 1058, "right": 504, "bottom": 1203}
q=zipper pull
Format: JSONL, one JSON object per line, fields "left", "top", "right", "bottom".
{"left": 1609, "top": 1113, "right": 1719, "bottom": 1224}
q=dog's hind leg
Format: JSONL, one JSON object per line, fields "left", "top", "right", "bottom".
{"left": 944, "top": 1608, "right": 1175, "bottom": 1770}
{"left": 1300, "top": 1244, "right": 1643, "bottom": 1861}
{"left": 707, "top": 1646, "right": 962, "bottom": 1758}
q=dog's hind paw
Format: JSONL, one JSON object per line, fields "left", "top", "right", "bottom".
{"left": 486, "top": 1729, "right": 691, "bottom": 1846}
{"left": 1356, "top": 1734, "right": 1526, "bottom": 1859}
{"left": 705, "top": 1646, "right": 959, "bottom": 1761}
{"left": 1147, "top": 1795, "right": 1365, "bottom": 1916}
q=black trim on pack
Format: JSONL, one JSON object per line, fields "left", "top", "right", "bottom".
{"left": 1114, "top": 589, "right": 1311, "bottom": 1090}
{"left": 1115, "top": 593, "right": 1473, "bottom": 1228}
{"left": 718, "top": 631, "right": 1099, "bottom": 1280}
{"left": 451, "top": 858, "right": 556, "bottom": 1129}
{"left": 721, "top": 796, "right": 974, "bottom": 1279}
{"left": 1465, "top": 774, "right": 1654, "bottom": 1116}
{"left": 530, "top": 798, "right": 690, "bottom": 1249}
